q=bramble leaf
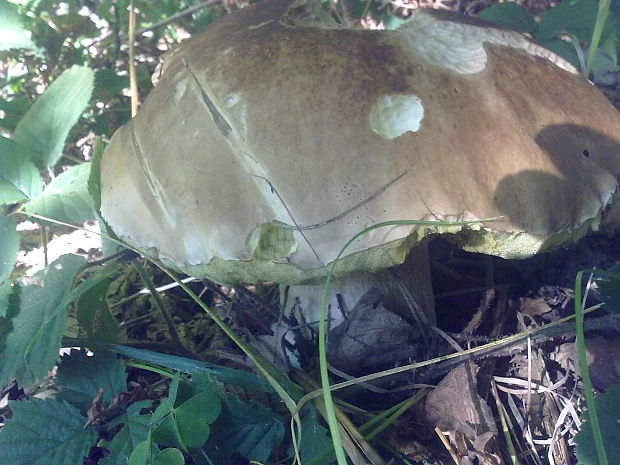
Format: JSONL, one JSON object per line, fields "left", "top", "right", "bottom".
{"left": 0, "top": 0, "right": 36, "bottom": 51}
{"left": 478, "top": 2, "right": 537, "bottom": 33}
{"left": 13, "top": 66, "right": 94, "bottom": 169}
{"left": 0, "top": 214, "right": 19, "bottom": 318}
{"left": 0, "top": 398, "right": 96, "bottom": 465}
{"left": 56, "top": 349, "right": 126, "bottom": 413}
{"left": 205, "top": 393, "right": 284, "bottom": 463}
{"left": 76, "top": 272, "right": 121, "bottom": 343}
{"left": 0, "top": 254, "right": 85, "bottom": 386}
{"left": 0, "top": 136, "right": 42, "bottom": 205}
{"left": 24, "top": 163, "right": 96, "bottom": 223}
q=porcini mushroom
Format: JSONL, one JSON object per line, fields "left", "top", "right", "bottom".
{"left": 99, "top": 0, "right": 620, "bottom": 361}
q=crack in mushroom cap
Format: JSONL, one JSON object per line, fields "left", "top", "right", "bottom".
{"left": 100, "top": 0, "right": 620, "bottom": 285}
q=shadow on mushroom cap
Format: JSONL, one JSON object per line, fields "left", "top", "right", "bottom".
{"left": 494, "top": 124, "right": 620, "bottom": 240}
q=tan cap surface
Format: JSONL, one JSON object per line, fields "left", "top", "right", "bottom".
{"left": 100, "top": 0, "right": 620, "bottom": 284}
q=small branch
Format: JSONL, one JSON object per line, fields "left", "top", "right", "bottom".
{"left": 128, "top": 0, "right": 139, "bottom": 116}
{"left": 136, "top": 0, "right": 220, "bottom": 36}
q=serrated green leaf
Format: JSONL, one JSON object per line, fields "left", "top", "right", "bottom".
{"left": 0, "top": 0, "right": 36, "bottom": 51}
{"left": 0, "top": 136, "right": 42, "bottom": 205}
{"left": 0, "top": 214, "right": 19, "bottom": 317}
{"left": 0, "top": 254, "right": 85, "bottom": 386}
{"left": 478, "top": 2, "right": 537, "bottom": 33}
{"left": 153, "top": 448, "right": 184, "bottom": 465}
{"left": 0, "top": 97, "right": 32, "bottom": 132}
{"left": 0, "top": 283, "right": 19, "bottom": 346}
{"left": 0, "top": 398, "right": 96, "bottom": 465}
{"left": 76, "top": 272, "right": 121, "bottom": 342}
{"left": 575, "top": 384, "right": 620, "bottom": 465}
{"left": 205, "top": 393, "right": 284, "bottom": 463}
{"left": 296, "top": 407, "right": 335, "bottom": 465}
{"left": 88, "top": 138, "right": 104, "bottom": 215}
{"left": 56, "top": 349, "right": 126, "bottom": 413}
{"left": 101, "top": 400, "right": 154, "bottom": 465}
{"left": 13, "top": 65, "right": 94, "bottom": 169}
{"left": 24, "top": 162, "right": 96, "bottom": 223}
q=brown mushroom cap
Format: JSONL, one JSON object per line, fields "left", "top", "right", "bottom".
{"left": 100, "top": 0, "right": 620, "bottom": 285}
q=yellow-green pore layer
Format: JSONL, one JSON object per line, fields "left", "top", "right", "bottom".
{"left": 143, "top": 217, "right": 600, "bottom": 286}
{"left": 100, "top": 0, "right": 620, "bottom": 286}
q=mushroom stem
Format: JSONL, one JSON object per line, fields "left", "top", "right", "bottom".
{"left": 257, "top": 243, "right": 436, "bottom": 367}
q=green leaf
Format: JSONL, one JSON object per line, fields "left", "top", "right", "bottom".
{"left": 538, "top": 37, "right": 582, "bottom": 68}
{"left": 127, "top": 440, "right": 151, "bottom": 465}
{"left": 153, "top": 413, "right": 184, "bottom": 450}
{"left": 176, "top": 392, "right": 220, "bottom": 448}
{"left": 88, "top": 138, "right": 104, "bottom": 215}
{"left": 153, "top": 448, "right": 184, "bottom": 465}
{"left": 13, "top": 65, "right": 94, "bottom": 169}
{"left": 101, "top": 400, "right": 154, "bottom": 465}
{"left": 23, "top": 163, "right": 96, "bottom": 223}
{"left": 76, "top": 274, "right": 121, "bottom": 342}
{"left": 575, "top": 384, "right": 620, "bottom": 465}
{"left": 152, "top": 373, "right": 181, "bottom": 424}
{"left": 296, "top": 407, "right": 335, "bottom": 465}
{"left": 0, "top": 0, "right": 36, "bottom": 51}
{"left": 0, "top": 136, "right": 42, "bottom": 205}
{"left": 478, "top": 2, "right": 537, "bottom": 33}
{"left": 205, "top": 393, "right": 284, "bottom": 463}
{"left": 0, "top": 398, "right": 96, "bottom": 465}
{"left": 0, "top": 214, "right": 19, "bottom": 317}
{"left": 0, "top": 97, "right": 32, "bottom": 132}
{"left": 56, "top": 349, "right": 126, "bottom": 413}
{"left": 594, "top": 264, "right": 620, "bottom": 314}
{"left": 105, "top": 344, "right": 273, "bottom": 392}
{"left": 94, "top": 69, "right": 130, "bottom": 99}
{"left": 0, "top": 254, "right": 85, "bottom": 386}
{"left": 153, "top": 391, "right": 220, "bottom": 449}
{"left": 537, "top": 0, "right": 604, "bottom": 42}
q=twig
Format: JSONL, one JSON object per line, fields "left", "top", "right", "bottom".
{"left": 133, "top": 260, "right": 185, "bottom": 350}
{"left": 136, "top": 0, "right": 220, "bottom": 36}
{"left": 295, "top": 171, "right": 407, "bottom": 230}
{"left": 128, "top": 0, "right": 139, "bottom": 116}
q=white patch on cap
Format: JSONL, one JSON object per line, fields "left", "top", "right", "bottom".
{"left": 172, "top": 79, "right": 187, "bottom": 104}
{"left": 399, "top": 11, "right": 577, "bottom": 75}
{"left": 369, "top": 94, "right": 424, "bottom": 139}
{"left": 224, "top": 93, "right": 240, "bottom": 107}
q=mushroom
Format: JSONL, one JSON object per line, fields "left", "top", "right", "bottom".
{"left": 99, "top": 0, "right": 620, "bottom": 363}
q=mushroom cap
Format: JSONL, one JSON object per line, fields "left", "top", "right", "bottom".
{"left": 100, "top": 0, "right": 620, "bottom": 285}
